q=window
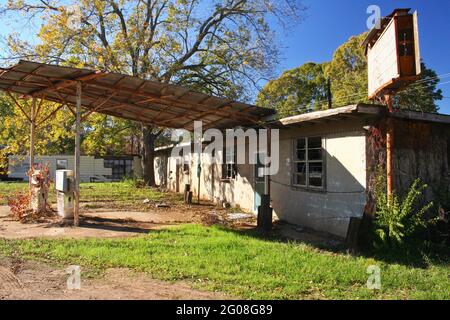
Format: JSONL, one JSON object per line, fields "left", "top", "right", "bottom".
{"left": 222, "top": 147, "right": 237, "bottom": 180}
{"left": 56, "top": 159, "right": 68, "bottom": 170}
{"left": 104, "top": 158, "right": 134, "bottom": 180}
{"left": 293, "top": 137, "right": 324, "bottom": 189}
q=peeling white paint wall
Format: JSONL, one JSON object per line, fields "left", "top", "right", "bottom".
{"left": 154, "top": 123, "right": 368, "bottom": 238}
{"left": 271, "top": 127, "right": 367, "bottom": 238}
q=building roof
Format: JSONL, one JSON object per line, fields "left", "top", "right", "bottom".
{"left": 277, "top": 104, "right": 450, "bottom": 126}
{"left": 0, "top": 60, "right": 274, "bottom": 131}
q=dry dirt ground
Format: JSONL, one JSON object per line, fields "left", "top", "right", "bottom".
{"left": 0, "top": 204, "right": 340, "bottom": 299}
{"left": 0, "top": 203, "right": 252, "bottom": 239}
{"left": 0, "top": 203, "right": 246, "bottom": 300}
{"left": 0, "top": 257, "right": 228, "bottom": 300}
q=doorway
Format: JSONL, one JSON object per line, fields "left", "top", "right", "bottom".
{"left": 253, "top": 152, "right": 266, "bottom": 212}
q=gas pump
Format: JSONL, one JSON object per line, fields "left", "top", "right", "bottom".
{"left": 55, "top": 169, "right": 75, "bottom": 219}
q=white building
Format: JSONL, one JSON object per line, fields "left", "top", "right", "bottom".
{"left": 7, "top": 155, "right": 142, "bottom": 182}
{"left": 154, "top": 104, "right": 450, "bottom": 239}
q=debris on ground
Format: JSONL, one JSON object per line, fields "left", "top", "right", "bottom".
{"left": 201, "top": 211, "right": 221, "bottom": 226}
{"left": 142, "top": 199, "right": 150, "bottom": 204}
{"left": 7, "top": 193, "right": 56, "bottom": 224}
{"left": 227, "top": 213, "right": 254, "bottom": 220}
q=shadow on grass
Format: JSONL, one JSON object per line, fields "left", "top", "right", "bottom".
{"left": 207, "top": 222, "right": 450, "bottom": 269}
{"left": 369, "top": 241, "right": 450, "bottom": 269}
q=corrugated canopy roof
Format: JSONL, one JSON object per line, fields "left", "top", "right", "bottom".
{"left": 0, "top": 60, "right": 274, "bottom": 130}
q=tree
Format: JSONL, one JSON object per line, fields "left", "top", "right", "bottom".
{"left": 326, "top": 33, "right": 369, "bottom": 106}
{"left": 256, "top": 62, "right": 328, "bottom": 117}
{"left": 394, "top": 64, "right": 443, "bottom": 112}
{"left": 0, "top": 0, "right": 304, "bottom": 186}
{"left": 259, "top": 32, "right": 443, "bottom": 116}
{"left": 0, "top": 94, "right": 75, "bottom": 169}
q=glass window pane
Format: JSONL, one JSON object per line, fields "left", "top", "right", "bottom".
{"left": 56, "top": 159, "right": 67, "bottom": 170}
{"left": 294, "top": 173, "right": 306, "bottom": 186}
{"left": 297, "top": 138, "right": 306, "bottom": 150}
{"left": 295, "top": 162, "right": 306, "bottom": 174}
{"left": 308, "top": 137, "right": 322, "bottom": 148}
{"left": 309, "top": 163, "right": 323, "bottom": 176}
{"left": 308, "top": 149, "right": 322, "bottom": 161}
{"left": 309, "top": 177, "right": 322, "bottom": 187}
{"left": 297, "top": 150, "right": 306, "bottom": 161}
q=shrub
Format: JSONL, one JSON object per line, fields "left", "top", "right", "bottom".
{"left": 374, "top": 177, "right": 433, "bottom": 249}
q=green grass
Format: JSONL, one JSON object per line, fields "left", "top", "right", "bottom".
{"left": 0, "top": 224, "right": 448, "bottom": 299}
{"left": 0, "top": 181, "right": 182, "bottom": 208}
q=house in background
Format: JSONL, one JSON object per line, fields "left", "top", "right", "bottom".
{"left": 154, "top": 104, "right": 450, "bottom": 239}
{"left": 7, "top": 154, "right": 142, "bottom": 182}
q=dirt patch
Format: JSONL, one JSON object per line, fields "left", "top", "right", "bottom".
{"left": 0, "top": 257, "right": 228, "bottom": 300}
{"left": 0, "top": 204, "right": 253, "bottom": 239}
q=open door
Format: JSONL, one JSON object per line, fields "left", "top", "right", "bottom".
{"left": 253, "top": 152, "right": 266, "bottom": 212}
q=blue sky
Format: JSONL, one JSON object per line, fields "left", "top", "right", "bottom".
{"left": 272, "top": 0, "right": 450, "bottom": 114}
{"left": 0, "top": 0, "right": 448, "bottom": 114}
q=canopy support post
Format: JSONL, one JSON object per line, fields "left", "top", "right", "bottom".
{"left": 29, "top": 97, "right": 36, "bottom": 192}
{"left": 74, "top": 81, "right": 82, "bottom": 227}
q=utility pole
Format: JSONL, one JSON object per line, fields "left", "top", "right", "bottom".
{"left": 327, "top": 78, "right": 332, "bottom": 109}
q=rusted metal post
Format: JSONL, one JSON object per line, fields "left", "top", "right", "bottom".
{"left": 74, "top": 81, "right": 81, "bottom": 227}
{"left": 29, "top": 97, "right": 36, "bottom": 196}
{"left": 29, "top": 97, "right": 36, "bottom": 174}
{"left": 385, "top": 94, "right": 394, "bottom": 200}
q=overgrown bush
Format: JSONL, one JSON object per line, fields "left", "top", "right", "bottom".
{"left": 374, "top": 176, "right": 433, "bottom": 249}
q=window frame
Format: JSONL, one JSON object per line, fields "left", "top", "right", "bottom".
{"left": 222, "top": 146, "right": 237, "bottom": 180}
{"left": 56, "top": 159, "right": 68, "bottom": 170}
{"left": 292, "top": 136, "right": 325, "bottom": 190}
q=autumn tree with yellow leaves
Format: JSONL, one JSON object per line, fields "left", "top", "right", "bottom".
{"left": 0, "top": 0, "right": 304, "bottom": 185}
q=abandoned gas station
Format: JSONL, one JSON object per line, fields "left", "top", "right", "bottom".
{"left": 0, "top": 59, "right": 274, "bottom": 227}
{"left": 0, "top": 59, "right": 449, "bottom": 242}
{"left": 0, "top": 10, "right": 449, "bottom": 242}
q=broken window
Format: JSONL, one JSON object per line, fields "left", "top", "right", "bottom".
{"left": 222, "top": 147, "right": 237, "bottom": 180}
{"left": 293, "top": 137, "right": 324, "bottom": 189}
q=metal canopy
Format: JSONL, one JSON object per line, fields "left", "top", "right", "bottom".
{"left": 0, "top": 60, "right": 274, "bottom": 130}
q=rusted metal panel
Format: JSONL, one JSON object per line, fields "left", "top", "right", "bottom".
{"left": 0, "top": 60, "right": 274, "bottom": 131}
